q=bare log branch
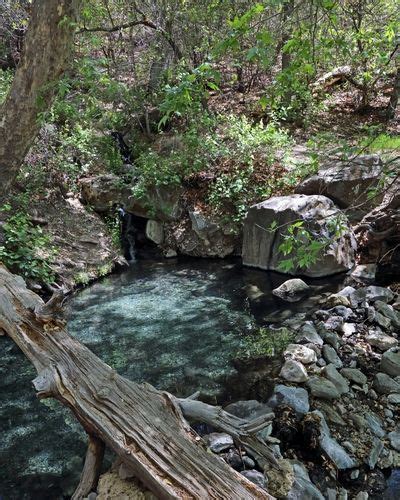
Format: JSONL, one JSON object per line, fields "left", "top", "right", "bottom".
{"left": 72, "top": 435, "right": 105, "bottom": 500}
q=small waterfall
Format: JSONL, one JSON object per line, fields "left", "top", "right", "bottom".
{"left": 118, "top": 208, "right": 136, "bottom": 262}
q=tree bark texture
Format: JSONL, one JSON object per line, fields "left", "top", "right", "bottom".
{"left": 0, "top": 265, "right": 276, "bottom": 499}
{"left": 0, "top": 0, "right": 81, "bottom": 197}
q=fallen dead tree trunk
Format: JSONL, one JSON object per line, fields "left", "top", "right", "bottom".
{"left": 0, "top": 265, "right": 276, "bottom": 499}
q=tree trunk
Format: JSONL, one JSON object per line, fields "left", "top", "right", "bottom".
{"left": 0, "top": 265, "right": 276, "bottom": 499}
{"left": 0, "top": 0, "right": 81, "bottom": 198}
{"left": 387, "top": 66, "right": 400, "bottom": 119}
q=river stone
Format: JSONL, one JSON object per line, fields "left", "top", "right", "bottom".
{"left": 280, "top": 359, "right": 309, "bottom": 383}
{"left": 224, "top": 400, "right": 272, "bottom": 420}
{"left": 241, "top": 470, "right": 266, "bottom": 488}
{"left": 314, "top": 411, "right": 358, "bottom": 469}
{"left": 204, "top": 433, "right": 234, "bottom": 453}
{"left": 368, "top": 308, "right": 392, "bottom": 330}
{"left": 272, "top": 279, "right": 310, "bottom": 302}
{"left": 367, "top": 437, "right": 384, "bottom": 469}
{"left": 287, "top": 462, "right": 324, "bottom": 500}
{"left": 295, "top": 154, "right": 383, "bottom": 221}
{"left": 388, "top": 430, "right": 400, "bottom": 451}
{"left": 365, "top": 411, "right": 385, "bottom": 438}
{"left": 296, "top": 322, "right": 324, "bottom": 346}
{"left": 322, "top": 345, "right": 342, "bottom": 368}
{"left": 145, "top": 220, "right": 164, "bottom": 245}
{"left": 365, "top": 286, "right": 395, "bottom": 303}
{"left": 267, "top": 385, "right": 310, "bottom": 415}
{"left": 373, "top": 373, "right": 400, "bottom": 395}
{"left": 380, "top": 350, "right": 400, "bottom": 377}
{"left": 388, "top": 394, "right": 400, "bottom": 404}
{"left": 307, "top": 376, "right": 341, "bottom": 400}
{"left": 375, "top": 301, "right": 400, "bottom": 328}
{"left": 242, "top": 194, "right": 355, "bottom": 277}
{"left": 323, "top": 364, "right": 349, "bottom": 395}
{"left": 351, "top": 264, "right": 377, "bottom": 283}
{"left": 284, "top": 344, "right": 317, "bottom": 364}
{"left": 341, "top": 368, "right": 367, "bottom": 385}
{"left": 366, "top": 330, "right": 397, "bottom": 351}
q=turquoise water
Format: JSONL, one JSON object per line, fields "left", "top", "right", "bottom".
{"left": 0, "top": 258, "right": 343, "bottom": 499}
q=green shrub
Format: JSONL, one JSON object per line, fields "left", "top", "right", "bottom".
{"left": 238, "top": 326, "right": 295, "bottom": 359}
{"left": 0, "top": 69, "right": 13, "bottom": 104}
{"left": 0, "top": 205, "right": 56, "bottom": 284}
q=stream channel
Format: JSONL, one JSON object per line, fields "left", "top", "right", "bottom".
{"left": 1, "top": 257, "right": 351, "bottom": 499}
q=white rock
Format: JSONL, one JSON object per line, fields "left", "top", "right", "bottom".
{"left": 284, "top": 344, "right": 318, "bottom": 364}
{"left": 280, "top": 359, "right": 308, "bottom": 383}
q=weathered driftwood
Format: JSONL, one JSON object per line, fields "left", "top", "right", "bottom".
{"left": 0, "top": 265, "right": 276, "bottom": 499}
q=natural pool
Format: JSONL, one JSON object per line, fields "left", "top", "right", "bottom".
{"left": 0, "top": 258, "right": 344, "bottom": 499}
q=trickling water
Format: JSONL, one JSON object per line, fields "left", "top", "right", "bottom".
{"left": 0, "top": 258, "right": 344, "bottom": 499}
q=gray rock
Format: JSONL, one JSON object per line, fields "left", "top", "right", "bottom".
{"left": 284, "top": 344, "right": 317, "bottom": 364}
{"left": 367, "top": 438, "right": 384, "bottom": 469}
{"left": 365, "top": 286, "right": 395, "bottom": 303}
{"left": 280, "top": 359, "right": 309, "bottom": 383}
{"left": 87, "top": 493, "right": 98, "bottom": 500}
{"left": 373, "top": 373, "right": 400, "bottom": 395}
{"left": 296, "top": 322, "right": 324, "bottom": 346}
{"left": 267, "top": 384, "right": 310, "bottom": 415}
{"left": 322, "top": 345, "right": 343, "bottom": 368}
{"left": 366, "top": 329, "right": 397, "bottom": 351}
{"left": 242, "top": 456, "right": 256, "bottom": 469}
{"left": 387, "top": 393, "right": 400, "bottom": 404}
{"left": 307, "top": 376, "right": 341, "bottom": 400}
{"left": 367, "top": 308, "right": 392, "bottom": 330}
{"left": 351, "top": 264, "right": 376, "bottom": 283}
{"left": 341, "top": 368, "right": 367, "bottom": 385}
{"left": 295, "top": 154, "right": 383, "bottom": 221}
{"left": 287, "top": 462, "right": 324, "bottom": 500}
{"left": 272, "top": 279, "right": 310, "bottom": 302}
{"left": 318, "top": 328, "right": 340, "bottom": 350}
{"left": 364, "top": 412, "right": 385, "bottom": 438}
{"left": 323, "top": 364, "right": 349, "bottom": 395}
{"left": 242, "top": 194, "right": 355, "bottom": 277}
{"left": 240, "top": 470, "right": 266, "bottom": 488}
{"left": 224, "top": 400, "right": 271, "bottom": 420}
{"left": 354, "top": 493, "right": 369, "bottom": 500}
{"left": 388, "top": 430, "right": 400, "bottom": 451}
{"left": 380, "top": 350, "right": 400, "bottom": 376}
{"left": 375, "top": 301, "right": 400, "bottom": 328}
{"left": 323, "top": 316, "right": 345, "bottom": 333}
{"left": 314, "top": 411, "right": 358, "bottom": 469}
{"left": 145, "top": 220, "right": 164, "bottom": 245}
{"left": 119, "top": 463, "right": 135, "bottom": 480}
{"left": 204, "top": 433, "right": 234, "bottom": 453}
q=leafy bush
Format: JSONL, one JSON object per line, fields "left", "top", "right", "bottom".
{"left": 238, "top": 326, "right": 295, "bottom": 359}
{"left": 0, "top": 205, "right": 56, "bottom": 283}
{"left": 0, "top": 69, "right": 13, "bottom": 104}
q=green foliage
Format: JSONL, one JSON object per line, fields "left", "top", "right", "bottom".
{"left": 159, "top": 63, "right": 220, "bottom": 126}
{"left": 0, "top": 205, "right": 56, "bottom": 284}
{"left": 238, "top": 326, "right": 295, "bottom": 359}
{"left": 362, "top": 133, "right": 400, "bottom": 152}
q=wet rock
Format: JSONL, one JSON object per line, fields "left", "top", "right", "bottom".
{"left": 204, "top": 433, "right": 234, "bottom": 453}
{"left": 366, "top": 329, "right": 397, "bottom": 351}
{"left": 367, "top": 437, "right": 384, "bottom": 469}
{"left": 307, "top": 376, "right": 341, "bottom": 400}
{"left": 224, "top": 400, "right": 271, "bottom": 420}
{"left": 314, "top": 411, "right": 358, "bottom": 469}
{"left": 280, "top": 359, "right": 309, "bottom": 383}
{"left": 365, "top": 412, "right": 385, "bottom": 438}
{"left": 380, "top": 350, "right": 400, "bottom": 377}
{"left": 322, "top": 345, "right": 343, "bottom": 368}
{"left": 323, "top": 364, "right": 349, "bottom": 395}
{"left": 242, "top": 194, "right": 355, "bottom": 277}
{"left": 388, "top": 430, "right": 400, "bottom": 451}
{"left": 267, "top": 384, "right": 310, "bottom": 415}
{"left": 272, "top": 279, "right": 310, "bottom": 302}
{"left": 296, "top": 322, "right": 324, "bottom": 346}
{"left": 372, "top": 373, "right": 400, "bottom": 395}
{"left": 388, "top": 393, "right": 400, "bottom": 404}
{"left": 284, "top": 344, "right": 317, "bottom": 364}
{"left": 287, "top": 462, "right": 324, "bottom": 499}
{"left": 240, "top": 470, "right": 266, "bottom": 488}
{"left": 341, "top": 368, "right": 367, "bottom": 385}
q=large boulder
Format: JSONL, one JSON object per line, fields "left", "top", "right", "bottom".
{"left": 80, "top": 175, "right": 182, "bottom": 221}
{"left": 295, "top": 155, "right": 383, "bottom": 221}
{"left": 242, "top": 194, "right": 356, "bottom": 277}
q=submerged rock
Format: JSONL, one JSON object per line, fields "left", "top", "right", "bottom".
{"left": 272, "top": 279, "right": 310, "bottom": 302}
{"left": 242, "top": 194, "right": 355, "bottom": 277}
